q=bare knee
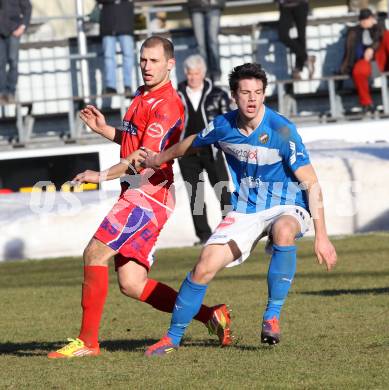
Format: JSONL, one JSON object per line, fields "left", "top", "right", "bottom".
{"left": 191, "top": 243, "right": 237, "bottom": 284}
{"left": 117, "top": 268, "right": 148, "bottom": 300}
{"left": 118, "top": 281, "right": 144, "bottom": 299}
{"left": 272, "top": 217, "right": 300, "bottom": 247}
{"left": 83, "top": 239, "right": 112, "bottom": 266}
{"left": 192, "top": 252, "right": 218, "bottom": 285}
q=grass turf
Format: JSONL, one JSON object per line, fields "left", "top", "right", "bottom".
{"left": 0, "top": 234, "right": 388, "bottom": 389}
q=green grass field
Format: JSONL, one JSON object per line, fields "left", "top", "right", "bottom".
{"left": 1, "top": 234, "right": 389, "bottom": 389}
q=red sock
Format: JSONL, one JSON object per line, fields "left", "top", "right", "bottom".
{"left": 78, "top": 265, "right": 108, "bottom": 347}
{"left": 139, "top": 279, "right": 213, "bottom": 324}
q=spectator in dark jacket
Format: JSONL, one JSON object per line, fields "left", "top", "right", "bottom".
{"left": 98, "top": 0, "right": 134, "bottom": 95}
{"left": 0, "top": 0, "right": 32, "bottom": 104}
{"left": 276, "top": 0, "right": 315, "bottom": 80}
{"left": 340, "top": 8, "right": 389, "bottom": 113}
{"left": 187, "top": 0, "right": 225, "bottom": 82}
{"left": 178, "top": 54, "right": 231, "bottom": 245}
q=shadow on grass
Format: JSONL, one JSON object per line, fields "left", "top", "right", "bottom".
{"left": 100, "top": 339, "right": 157, "bottom": 352}
{"left": 0, "top": 339, "right": 158, "bottom": 357}
{"left": 0, "top": 338, "right": 273, "bottom": 356}
{"left": 0, "top": 341, "right": 66, "bottom": 357}
{"left": 299, "top": 287, "right": 389, "bottom": 296}
{"left": 182, "top": 338, "right": 274, "bottom": 352}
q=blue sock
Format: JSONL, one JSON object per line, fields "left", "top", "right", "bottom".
{"left": 264, "top": 244, "right": 296, "bottom": 321}
{"left": 167, "top": 272, "right": 208, "bottom": 345}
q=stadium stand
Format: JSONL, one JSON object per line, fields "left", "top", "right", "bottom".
{"left": 1, "top": 1, "right": 387, "bottom": 147}
{"left": 2, "top": 0, "right": 389, "bottom": 150}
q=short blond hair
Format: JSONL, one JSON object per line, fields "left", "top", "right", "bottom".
{"left": 141, "top": 36, "right": 174, "bottom": 59}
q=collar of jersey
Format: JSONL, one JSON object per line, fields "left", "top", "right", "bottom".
{"left": 234, "top": 105, "right": 268, "bottom": 138}
{"left": 139, "top": 81, "right": 172, "bottom": 98}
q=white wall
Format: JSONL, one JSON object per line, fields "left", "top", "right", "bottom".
{"left": 1, "top": 119, "right": 389, "bottom": 261}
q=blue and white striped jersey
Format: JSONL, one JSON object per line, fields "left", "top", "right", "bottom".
{"left": 191, "top": 106, "right": 310, "bottom": 213}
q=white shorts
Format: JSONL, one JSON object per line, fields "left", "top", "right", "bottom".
{"left": 205, "top": 205, "right": 311, "bottom": 267}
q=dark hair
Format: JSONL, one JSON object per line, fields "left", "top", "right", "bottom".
{"left": 359, "top": 8, "right": 374, "bottom": 21}
{"left": 140, "top": 36, "right": 175, "bottom": 59}
{"left": 229, "top": 63, "right": 268, "bottom": 92}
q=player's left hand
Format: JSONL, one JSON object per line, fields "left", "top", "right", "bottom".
{"left": 140, "top": 147, "right": 161, "bottom": 169}
{"left": 314, "top": 236, "right": 337, "bottom": 271}
{"left": 121, "top": 149, "right": 149, "bottom": 174}
{"left": 133, "top": 148, "right": 149, "bottom": 170}
{"left": 72, "top": 170, "right": 100, "bottom": 184}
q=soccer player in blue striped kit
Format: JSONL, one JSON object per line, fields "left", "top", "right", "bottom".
{"left": 141, "top": 63, "right": 337, "bottom": 355}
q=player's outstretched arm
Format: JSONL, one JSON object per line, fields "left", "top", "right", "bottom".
{"left": 294, "top": 164, "right": 337, "bottom": 271}
{"left": 72, "top": 163, "right": 128, "bottom": 185}
{"left": 73, "top": 150, "right": 146, "bottom": 184}
{"left": 142, "top": 134, "right": 197, "bottom": 169}
{"left": 79, "top": 105, "right": 121, "bottom": 144}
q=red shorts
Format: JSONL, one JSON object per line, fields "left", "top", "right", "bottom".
{"left": 94, "top": 189, "right": 172, "bottom": 271}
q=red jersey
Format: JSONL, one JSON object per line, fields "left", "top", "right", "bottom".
{"left": 120, "top": 81, "right": 184, "bottom": 205}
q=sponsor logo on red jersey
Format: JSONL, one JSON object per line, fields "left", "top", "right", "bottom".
{"left": 146, "top": 122, "right": 164, "bottom": 138}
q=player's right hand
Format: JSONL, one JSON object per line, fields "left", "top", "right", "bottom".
{"left": 314, "top": 236, "right": 337, "bottom": 271}
{"left": 72, "top": 170, "right": 100, "bottom": 184}
{"left": 79, "top": 105, "right": 107, "bottom": 134}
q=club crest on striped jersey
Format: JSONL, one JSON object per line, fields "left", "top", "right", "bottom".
{"left": 259, "top": 132, "right": 269, "bottom": 144}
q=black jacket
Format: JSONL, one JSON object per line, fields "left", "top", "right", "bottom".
{"left": 187, "top": 0, "right": 226, "bottom": 12}
{"left": 340, "top": 23, "right": 383, "bottom": 75}
{"left": 0, "top": 0, "right": 31, "bottom": 37}
{"left": 177, "top": 78, "right": 231, "bottom": 139}
{"left": 97, "top": 0, "right": 134, "bottom": 36}
{"left": 276, "top": 0, "right": 307, "bottom": 7}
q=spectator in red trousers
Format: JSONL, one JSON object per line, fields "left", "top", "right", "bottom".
{"left": 340, "top": 8, "right": 389, "bottom": 114}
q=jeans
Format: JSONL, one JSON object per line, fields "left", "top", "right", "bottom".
{"left": 191, "top": 9, "right": 221, "bottom": 80}
{"left": 278, "top": 2, "right": 309, "bottom": 71}
{"left": 102, "top": 35, "right": 134, "bottom": 90}
{"left": 0, "top": 35, "right": 21, "bottom": 95}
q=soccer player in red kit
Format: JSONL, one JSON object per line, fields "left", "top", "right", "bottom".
{"left": 48, "top": 36, "right": 231, "bottom": 359}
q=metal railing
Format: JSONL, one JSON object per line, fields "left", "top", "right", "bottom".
{"left": 1, "top": 3, "right": 388, "bottom": 147}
